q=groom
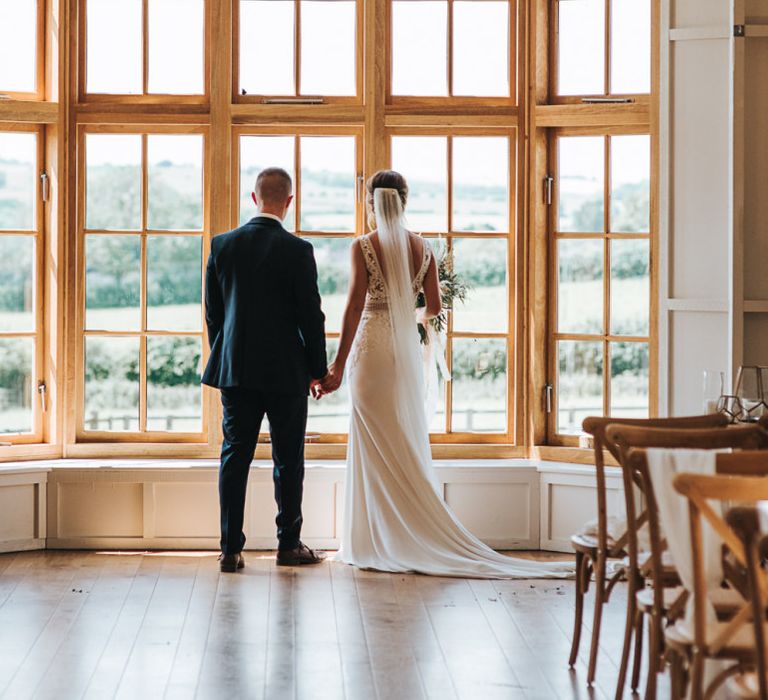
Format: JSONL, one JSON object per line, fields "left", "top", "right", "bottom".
{"left": 202, "top": 167, "right": 329, "bottom": 573}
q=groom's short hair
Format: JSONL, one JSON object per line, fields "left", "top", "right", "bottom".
{"left": 255, "top": 167, "right": 292, "bottom": 205}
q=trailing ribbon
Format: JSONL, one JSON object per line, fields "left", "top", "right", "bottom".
{"left": 422, "top": 323, "right": 451, "bottom": 422}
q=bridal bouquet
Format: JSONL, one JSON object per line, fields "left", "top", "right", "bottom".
{"left": 416, "top": 245, "right": 470, "bottom": 344}
{"left": 416, "top": 246, "right": 470, "bottom": 420}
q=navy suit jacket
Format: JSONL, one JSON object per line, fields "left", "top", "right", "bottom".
{"left": 201, "top": 217, "right": 328, "bottom": 396}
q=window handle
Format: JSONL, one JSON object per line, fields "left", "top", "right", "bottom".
{"left": 40, "top": 172, "right": 50, "bottom": 202}
{"left": 543, "top": 384, "right": 553, "bottom": 413}
{"left": 38, "top": 381, "right": 47, "bottom": 413}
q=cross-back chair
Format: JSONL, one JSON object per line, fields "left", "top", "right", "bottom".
{"left": 672, "top": 468, "right": 768, "bottom": 700}
{"left": 605, "top": 423, "right": 768, "bottom": 700}
{"left": 570, "top": 413, "right": 730, "bottom": 689}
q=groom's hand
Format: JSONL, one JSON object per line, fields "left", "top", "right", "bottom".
{"left": 310, "top": 378, "right": 324, "bottom": 400}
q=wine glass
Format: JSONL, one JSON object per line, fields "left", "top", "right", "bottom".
{"left": 734, "top": 366, "right": 764, "bottom": 421}
{"left": 702, "top": 369, "right": 724, "bottom": 414}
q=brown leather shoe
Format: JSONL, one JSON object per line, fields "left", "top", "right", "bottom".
{"left": 219, "top": 552, "right": 245, "bottom": 573}
{"left": 276, "top": 542, "right": 325, "bottom": 566}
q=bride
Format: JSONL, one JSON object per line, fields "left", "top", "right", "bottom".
{"left": 317, "top": 170, "right": 573, "bottom": 579}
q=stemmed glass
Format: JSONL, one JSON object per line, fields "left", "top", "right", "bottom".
{"left": 702, "top": 370, "right": 724, "bottom": 414}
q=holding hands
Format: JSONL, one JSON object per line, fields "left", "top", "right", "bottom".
{"left": 311, "top": 362, "right": 344, "bottom": 400}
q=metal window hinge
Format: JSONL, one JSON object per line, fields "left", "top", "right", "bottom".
{"left": 37, "top": 381, "right": 47, "bottom": 413}
{"left": 734, "top": 24, "right": 745, "bottom": 37}
{"left": 543, "top": 176, "right": 554, "bottom": 206}
{"left": 40, "top": 172, "right": 50, "bottom": 202}
{"left": 355, "top": 174, "right": 365, "bottom": 202}
{"left": 543, "top": 383, "right": 553, "bottom": 413}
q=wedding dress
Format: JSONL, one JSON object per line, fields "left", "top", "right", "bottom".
{"left": 337, "top": 188, "right": 573, "bottom": 579}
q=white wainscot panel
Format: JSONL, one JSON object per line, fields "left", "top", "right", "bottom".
{"left": 539, "top": 465, "right": 626, "bottom": 553}
{"left": 153, "top": 483, "right": 219, "bottom": 539}
{"left": 57, "top": 482, "right": 143, "bottom": 538}
{"left": 670, "top": 311, "right": 729, "bottom": 415}
{"left": 672, "top": 0, "right": 730, "bottom": 29}
{"left": 0, "top": 468, "right": 48, "bottom": 553}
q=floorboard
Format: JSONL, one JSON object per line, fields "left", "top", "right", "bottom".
{"left": 0, "top": 550, "right": 674, "bottom": 699}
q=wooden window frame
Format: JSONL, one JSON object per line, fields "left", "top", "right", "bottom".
{"left": 386, "top": 0, "right": 518, "bottom": 109}
{"left": 232, "top": 0, "right": 365, "bottom": 106}
{"left": 0, "top": 0, "right": 46, "bottom": 101}
{"left": 545, "top": 125, "right": 656, "bottom": 447}
{"left": 77, "top": 0, "right": 211, "bottom": 105}
{"left": 548, "top": 0, "right": 651, "bottom": 105}
{"left": 0, "top": 124, "right": 46, "bottom": 445}
{"left": 74, "top": 123, "right": 211, "bottom": 444}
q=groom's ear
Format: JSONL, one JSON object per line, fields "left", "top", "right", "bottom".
{"left": 287, "top": 194, "right": 294, "bottom": 207}
{"left": 251, "top": 191, "right": 258, "bottom": 207}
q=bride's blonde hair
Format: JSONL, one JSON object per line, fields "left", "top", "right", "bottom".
{"left": 366, "top": 170, "right": 408, "bottom": 230}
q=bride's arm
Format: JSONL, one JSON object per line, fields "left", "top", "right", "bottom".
{"left": 416, "top": 253, "right": 441, "bottom": 325}
{"left": 322, "top": 240, "right": 368, "bottom": 392}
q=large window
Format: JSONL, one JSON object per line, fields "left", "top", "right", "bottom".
{"left": 0, "top": 0, "right": 656, "bottom": 456}
{"left": 79, "top": 129, "right": 206, "bottom": 439}
{"left": 391, "top": 132, "right": 514, "bottom": 436}
{"left": 0, "top": 129, "right": 43, "bottom": 443}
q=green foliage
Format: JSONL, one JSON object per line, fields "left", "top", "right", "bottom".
{"left": 416, "top": 246, "right": 471, "bottom": 343}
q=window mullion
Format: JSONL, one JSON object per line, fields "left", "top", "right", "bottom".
{"left": 603, "top": 136, "right": 610, "bottom": 417}
{"left": 142, "top": 0, "right": 149, "bottom": 95}
{"left": 294, "top": 0, "right": 301, "bottom": 96}
{"left": 604, "top": 0, "right": 611, "bottom": 95}
{"left": 447, "top": 0, "right": 454, "bottom": 98}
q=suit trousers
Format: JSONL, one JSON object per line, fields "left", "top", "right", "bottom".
{"left": 219, "top": 387, "right": 308, "bottom": 554}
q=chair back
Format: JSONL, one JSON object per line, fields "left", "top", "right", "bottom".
{"left": 673, "top": 471, "right": 768, "bottom": 668}
{"left": 581, "top": 414, "right": 729, "bottom": 560}
{"left": 605, "top": 425, "right": 768, "bottom": 613}
{"left": 726, "top": 505, "right": 768, "bottom": 700}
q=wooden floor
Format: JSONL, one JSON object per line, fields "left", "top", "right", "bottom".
{"left": 0, "top": 550, "right": 668, "bottom": 699}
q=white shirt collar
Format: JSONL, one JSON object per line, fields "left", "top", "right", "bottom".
{"left": 253, "top": 212, "right": 284, "bottom": 224}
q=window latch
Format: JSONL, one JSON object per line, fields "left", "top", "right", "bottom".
{"left": 543, "top": 383, "right": 553, "bottom": 413}
{"left": 543, "top": 176, "right": 554, "bottom": 206}
{"left": 37, "top": 381, "right": 47, "bottom": 413}
{"left": 40, "top": 172, "right": 50, "bottom": 203}
{"left": 356, "top": 174, "right": 365, "bottom": 203}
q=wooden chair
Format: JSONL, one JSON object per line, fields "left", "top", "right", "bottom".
{"left": 569, "top": 414, "right": 730, "bottom": 689}
{"left": 671, "top": 468, "right": 768, "bottom": 699}
{"left": 726, "top": 506, "right": 768, "bottom": 700}
{"left": 605, "top": 423, "right": 767, "bottom": 700}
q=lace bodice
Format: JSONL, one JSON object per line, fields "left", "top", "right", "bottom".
{"left": 358, "top": 234, "right": 432, "bottom": 306}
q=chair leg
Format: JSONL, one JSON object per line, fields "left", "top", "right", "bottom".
{"left": 587, "top": 559, "right": 606, "bottom": 686}
{"left": 569, "top": 550, "right": 586, "bottom": 669}
{"left": 689, "top": 651, "right": 704, "bottom": 700}
{"left": 644, "top": 613, "right": 658, "bottom": 700}
{"left": 615, "top": 573, "right": 639, "bottom": 700}
{"left": 631, "top": 608, "right": 644, "bottom": 692}
{"left": 669, "top": 650, "right": 682, "bottom": 700}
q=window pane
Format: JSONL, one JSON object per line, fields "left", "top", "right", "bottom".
{"left": 610, "top": 341, "right": 648, "bottom": 418}
{"left": 392, "top": 1, "right": 447, "bottom": 96}
{"left": 300, "top": 136, "right": 355, "bottom": 232}
{"left": 453, "top": 1, "right": 508, "bottom": 97}
{"left": 84, "top": 336, "right": 140, "bottom": 432}
{"left": 307, "top": 338, "right": 349, "bottom": 433}
{"left": 0, "top": 132, "right": 36, "bottom": 231}
{"left": 0, "top": 0, "right": 37, "bottom": 92}
{"left": 391, "top": 137, "right": 447, "bottom": 233}
{"left": 452, "top": 238, "right": 507, "bottom": 333}
{"left": 239, "top": 136, "right": 295, "bottom": 228}
{"left": 558, "top": 238, "right": 603, "bottom": 334}
{"left": 557, "top": 0, "right": 604, "bottom": 96}
{"left": 86, "top": 134, "right": 142, "bottom": 230}
{"left": 148, "top": 0, "right": 204, "bottom": 94}
{"left": 611, "top": 0, "right": 650, "bottom": 94}
{"left": 147, "top": 336, "right": 202, "bottom": 432}
{"left": 610, "top": 135, "right": 650, "bottom": 233}
{"left": 304, "top": 237, "right": 351, "bottom": 333}
{"left": 86, "top": 0, "right": 142, "bottom": 94}
{"left": 301, "top": 1, "right": 356, "bottom": 96}
{"left": 0, "top": 337, "right": 34, "bottom": 434}
{"left": 452, "top": 137, "right": 508, "bottom": 232}
{"left": 451, "top": 338, "right": 507, "bottom": 433}
{"left": 240, "top": 0, "right": 295, "bottom": 95}
{"left": 85, "top": 235, "right": 141, "bottom": 331}
{"left": 558, "top": 136, "right": 604, "bottom": 233}
{"left": 0, "top": 236, "right": 35, "bottom": 332}
{"left": 147, "top": 236, "right": 202, "bottom": 331}
{"left": 148, "top": 134, "right": 204, "bottom": 231}
{"left": 611, "top": 239, "right": 649, "bottom": 336}
{"left": 557, "top": 340, "right": 602, "bottom": 435}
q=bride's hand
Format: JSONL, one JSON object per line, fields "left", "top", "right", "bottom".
{"left": 320, "top": 363, "right": 344, "bottom": 395}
